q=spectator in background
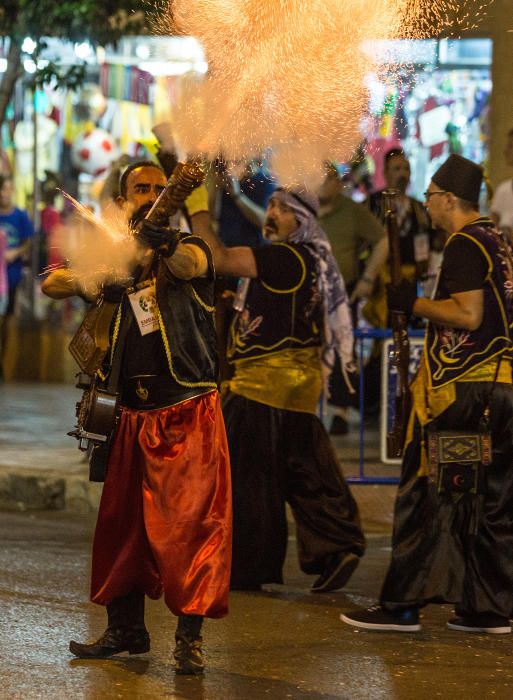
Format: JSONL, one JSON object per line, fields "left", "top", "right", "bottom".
{"left": 368, "top": 149, "right": 433, "bottom": 296}
{"left": 317, "top": 163, "right": 388, "bottom": 434}
{"left": 0, "top": 226, "right": 7, "bottom": 371}
{"left": 0, "top": 173, "right": 34, "bottom": 377}
{"left": 363, "top": 150, "right": 441, "bottom": 417}
{"left": 214, "top": 158, "right": 275, "bottom": 248}
{"left": 0, "top": 148, "right": 11, "bottom": 177}
{"left": 40, "top": 171, "right": 64, "bottom": 272}
{"left": 365, "top": 151, "right": 447, "bottom": 322}
{"left": 490, "top": 128, "right": 513, "bottom": 242}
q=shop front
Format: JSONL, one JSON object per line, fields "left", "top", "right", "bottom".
{"left": 364, "top": 38, "right": 492, "bottom": 198}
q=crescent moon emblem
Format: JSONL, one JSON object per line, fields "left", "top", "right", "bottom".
{"left": 438, "top": 349, "right": 459, "bottom": 364}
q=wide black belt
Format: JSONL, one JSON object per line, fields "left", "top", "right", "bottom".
{"left": 121, "top": 374, "right": 212, "bottom": 410}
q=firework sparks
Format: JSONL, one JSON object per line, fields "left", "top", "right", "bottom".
{"left": 48, "top": 193, "right": 141, "bottom": 292}
{"left": 156, "top": 0, "right": 490, "bottom": 184}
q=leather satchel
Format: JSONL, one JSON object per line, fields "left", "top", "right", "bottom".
{"left": 425, "top": 350, "right": 506, "bottom": 496}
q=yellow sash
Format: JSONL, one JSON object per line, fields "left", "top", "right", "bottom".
{"left": 228, "top": 347, "right": 322, "bottom": 414}
{"left": 410, "top": 355, "right": 511, "bottom": 476}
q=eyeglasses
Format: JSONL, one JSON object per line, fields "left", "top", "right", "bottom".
{"left": 423, "top": 190, "right": 447, "bottom": 200}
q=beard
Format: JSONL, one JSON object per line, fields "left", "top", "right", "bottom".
{"left": 130, "top": 202, "right": 154, "bottom": 228}
{"left": 395, "top": 177, "right": 409, "bottom": 193}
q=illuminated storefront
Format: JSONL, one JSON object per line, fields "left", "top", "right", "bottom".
{"left": 364, "top": 38, "right": 492, "bottom": 198}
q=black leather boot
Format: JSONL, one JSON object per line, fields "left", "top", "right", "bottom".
{"left": 69, "top": 591, "right": 150, "bottom": 659}
{"left": 173, "top": 615, "right": 204, "bottom": 675}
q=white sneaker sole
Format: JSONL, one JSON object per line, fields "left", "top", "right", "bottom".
{"left": 340, "top": 613, "right": 422, "bottom": 632}
{"left": 446, "top": 622, "right": 511, "bottom": 634}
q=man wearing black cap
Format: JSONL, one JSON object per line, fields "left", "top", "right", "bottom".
{"left": 204, "top": 187, "right": 365, "bottom": 593}
{"left": 341, "top": 154, "right": 513, "bottom": 634}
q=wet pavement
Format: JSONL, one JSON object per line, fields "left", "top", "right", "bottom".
{"left": 1, "top": 509, "right": 513, "bottom": 700}
{"left": 1, "top": 384, "right": 512, "bottom": 698}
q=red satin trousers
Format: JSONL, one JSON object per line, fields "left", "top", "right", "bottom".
{"left": 90, "top": 390, "right": 232, "bottom": 618}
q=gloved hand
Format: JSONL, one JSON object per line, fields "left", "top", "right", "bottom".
{"left": 386, "top": 278, "right": 418, "bottom": 316}
{"left": 137, "top": 220, "right": 179, "bottom": 258}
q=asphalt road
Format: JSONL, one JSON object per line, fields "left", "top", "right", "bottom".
{"left": 1, "top": 510, "right": 512, "bottom": 699}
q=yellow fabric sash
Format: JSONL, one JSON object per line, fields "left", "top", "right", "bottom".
{"left": 228, "top": 347, "right": 322, "bottom": 414}
{"left": 409, "top": 355, "right": 512, "bottom": 477}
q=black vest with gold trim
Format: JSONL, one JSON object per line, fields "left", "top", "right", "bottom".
{"left": 426, "top": 218, "right": 513, "bottom": 389}
{"left": 227, "top": 242, "right": 322, "bottom": 363}
{"left": 109, "top": 235, "right": 218, "bottom": 391}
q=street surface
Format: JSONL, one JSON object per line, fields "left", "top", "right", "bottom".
{"left": 1, "top": 510, "right": 512, "bottom": 700}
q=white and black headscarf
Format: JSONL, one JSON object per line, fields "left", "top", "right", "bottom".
{"left": 273, "top": 187, "right": 354, "bottom": 393}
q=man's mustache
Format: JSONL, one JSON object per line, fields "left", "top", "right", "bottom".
{"left": 130, "top": 202, "right": 154, "bottom": 227}
{"left": 264, "top": 217, "right": 277, "bottom": 231}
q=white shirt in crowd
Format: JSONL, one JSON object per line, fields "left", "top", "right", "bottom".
{"left": 491, "top": 178, "right": 513, "bottom": 230}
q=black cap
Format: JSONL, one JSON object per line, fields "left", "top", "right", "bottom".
{"left": 432, "top": 154, "right": 483, "bottom": 203}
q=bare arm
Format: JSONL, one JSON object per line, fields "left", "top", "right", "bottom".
{"left": 184, "top": 190, "right": 255, "bottom": 275}
{"left": 41, "top": 269, "right": 94, "bottom": 300}
{"left": 189, "top": 210, "right": 211, "bottom": 239}
{"left": 185, "top": 207, "right": 258, "bottom": 278}
{"left": 213, "top": 245, "right": 258, "bottom": 277}
{"left": 413, "top": 289, "right": 483, "bottom": 331}
{"left": 164, "top": 242, "right": 209, "bottom": 280}
{"left": 232, "top": 192, "right": 266, "bottom": 228}
{"left": 225, "top": 175, "right": 266, "bottom": 229}
{"left": 350, "top": 236, "right": 389, "bottom": 302}
{"left": 363, "top": 235, "right": 389, "bottom": 281}
{"left": 5, "top": 239, "right": 30, "bottom": 264}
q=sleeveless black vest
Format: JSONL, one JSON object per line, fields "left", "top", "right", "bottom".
{"left": 109, "top": 235, "right": 218, "bottom": 391}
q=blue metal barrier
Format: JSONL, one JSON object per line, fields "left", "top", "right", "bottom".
{"left": 345, "top": 327, "right": 425, "bottom": 485}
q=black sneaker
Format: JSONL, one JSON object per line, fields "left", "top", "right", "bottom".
{"left": 340, "top": 604, "right": 421, "bottom": 631}
{"left": 330, "top": 415, "right": 349, "bottom": 435}
{"left": 447, "top": 614, "right": 511, "bottom": 634}
{"left": 311, "top": 552, "right": 359, "bottom": 593}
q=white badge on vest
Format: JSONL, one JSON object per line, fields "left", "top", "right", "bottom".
{"left": 128, "top": 281, "right": 159, "bottom": 336}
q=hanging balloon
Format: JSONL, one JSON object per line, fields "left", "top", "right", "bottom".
{"left": 71, "top": 128, "right": 120, "bottom": 176}
{"left": 73, "top": 83, "right": 107, "bottom": 123}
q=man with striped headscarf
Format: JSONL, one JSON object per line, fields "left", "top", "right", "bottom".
{"left": 207, "top": 185, "right": 365, "bottom": 592}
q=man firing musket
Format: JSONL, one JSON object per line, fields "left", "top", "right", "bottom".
{"left": 42, "top": 159, "right": 232, "bottom": 676}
